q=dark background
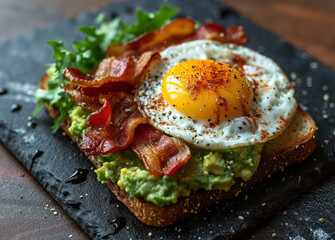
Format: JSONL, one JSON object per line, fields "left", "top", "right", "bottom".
{"left": 0, "top": 0, "right": 334, "bottom": 239}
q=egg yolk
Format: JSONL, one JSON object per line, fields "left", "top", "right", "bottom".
{"left": 162, "top": 59, "right": 253, "bottom": 124}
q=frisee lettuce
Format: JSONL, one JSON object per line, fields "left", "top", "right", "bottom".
{"left": 34, "top": 3, "right": 179, "bottom": 133}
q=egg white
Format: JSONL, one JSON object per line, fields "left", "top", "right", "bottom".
{"left": 136, "top": 40, "right": 297, "bottom": 150}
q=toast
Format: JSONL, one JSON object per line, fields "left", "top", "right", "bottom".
{"left": 40, "top": 74, "right": 317, "bottom": 227}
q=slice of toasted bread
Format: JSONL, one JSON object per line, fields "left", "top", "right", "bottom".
{"left": 40, "top": 75, "right": 317, "bottom": 227}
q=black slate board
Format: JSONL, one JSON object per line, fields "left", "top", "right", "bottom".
{"left": 0, "top": 0, "right": 335, "bottom": 239}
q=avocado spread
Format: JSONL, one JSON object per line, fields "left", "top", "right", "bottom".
{"left": 68, "top": 106, "right": 90, "bottom": 137}
{"left": 69, "top": 106, "right": 263, "bottom": 207}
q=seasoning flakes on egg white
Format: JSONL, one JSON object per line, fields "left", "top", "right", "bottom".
{"left": 136, "top": 40, "right": 297, "bottom": 150}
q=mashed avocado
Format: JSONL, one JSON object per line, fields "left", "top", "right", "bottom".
{"left": 68, "top": 106, "right": 263, "bottom": 207}
{"left": 95, "top": 145, "right": 262, "bottom": 206}
{"left": 68, "top": 106, "right": 90, "bottom": 137}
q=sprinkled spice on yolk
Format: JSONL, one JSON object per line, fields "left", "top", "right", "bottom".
{"left": 161, "top": 59, "right": 253, "bottom": 123}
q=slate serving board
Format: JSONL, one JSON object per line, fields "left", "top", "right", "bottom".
{"left": 0, "top": 0, "right": 335, "bottom": 239}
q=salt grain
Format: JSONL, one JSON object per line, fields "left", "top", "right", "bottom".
{"left": 310, "top": 62, "right": 319, "bottom": 69}
{"left": 306, "top": 76, "right": 312, "bottom": 87}
{"left": 290, "top": 72, "right": 297, "bottom": 80}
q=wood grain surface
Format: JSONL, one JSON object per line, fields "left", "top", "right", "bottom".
{"left": 0, "top": 0, "right": 334, "bottom": 239}
{"left": 0, "top": 142, "right": 90, "bottom": 240}
{"left": 223, "top": 0, "right": 335, "bottom": 70}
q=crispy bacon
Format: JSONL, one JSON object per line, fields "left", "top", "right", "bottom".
{"left": 65, "top": 82, "right": 134, "bottom": 112}
{"left": 63, "top": 51, "right": 160, "bottom": 88}
{"left": 80, "top": 92, "right": 147, "bottom": 156}
{"left": 87, "top": 98, "right": 111, "bottom": 128}
{"left": 225, "top": 25, "right": 249, "bottom": 45}
{"left": 77, "top": 82, "right": 134, "bottom": 97}
{"left": 77, "top": 86, "right": 100, "bottom": 97}
{"left": 107, "top": 18, "right": 196, "bottom": 57}
{"left": 130, "top": 125, "right": 191, "bottom": 177}
{"left": 80, "top": 92, "right": 191, "bottom": 176}
{"left": 106, "top": 18, "right": 249, "bottom": 57}
{"left": 65, "top": 88, "right": 101, "bottom": 112}
{"left": 184, "top": 24, "right": 249, "bottom": 45}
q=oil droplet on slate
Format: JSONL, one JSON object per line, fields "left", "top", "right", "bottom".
{"left": 110, "top": 12, "right": 119, "bottom": 20}
{"left": 59, "top": 169, "right": 89, "bottom": 196}
{"left": 10, "top": 104, "right": 21, "bottom": 112}
{"left": 125, "top": 6, "right": 133, "bottom": 14}
{"left": 27, "top": 121, "right": 37, "bottom": 128}
{"left": 0, "top": 88, "right": 7, "bottom": 95}
{"left": 29, "top": 150, "right": 44, "bottom": 171}
{"left": 102, "top": 217, "right": 126, "bottom": 238}
{"left": 65, "top": 169, "right": 89, "bottom": 184}
{"left": 217, "top": 8, "right": 238, "bottom": 19}
{"left": 32, "top": 150, "right": 43, "bottom": 160}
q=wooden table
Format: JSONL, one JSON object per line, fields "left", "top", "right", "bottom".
{"left": 0, "top": 0, "right": 334, "bottom": 239}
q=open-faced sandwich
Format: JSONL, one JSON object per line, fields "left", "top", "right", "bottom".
{"left": 34, "top": 4, "right": 317, "bottom": 226}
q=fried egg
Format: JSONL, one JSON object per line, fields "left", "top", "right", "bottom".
{"left": 136, "top": 40, "right": 297, "bottom": 150}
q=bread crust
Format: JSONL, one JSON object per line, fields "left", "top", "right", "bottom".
{"left": 41, "top": 74, "right": 317, "bottom": 227}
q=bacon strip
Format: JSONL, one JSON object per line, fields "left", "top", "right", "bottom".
{"left": 87, "top": 98, "right": 111, "bottom": 128}
{"left": 80, "top": 92, "right": 191, "bottom": 176}
{"left": 130, "top": 125, "right": 191, "bottom": 177}
{"left": 225, "top": 25, "right": 249, "bottom": 45}
{"left": 183, "top": 24, "right": 249, "bottom": 46}
{"left": 65, "top": 88, "right": 101, "bottom": 112}
{"left": 80, "top": 92, "right": 147, "bottom": 156}
{"left": 78, "top": 82, "right": 134, "bottom": 97}
{"left": 106, "top": 18, "right": 249, "bottom": 57}
{"left": 107, "top": 18, "right": 196, "bottom": 57}
{"left": 65, "top": 81, "right": 134, "bottom": 112}
{"left": 63, "top": 51, "right": 160, "bottom": 88}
